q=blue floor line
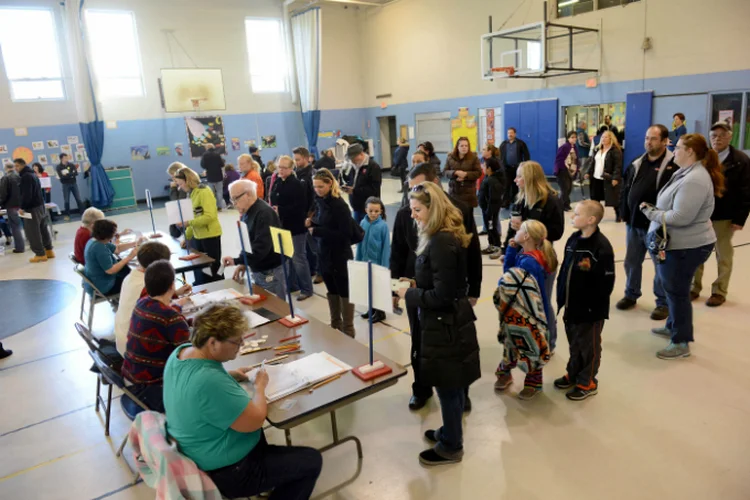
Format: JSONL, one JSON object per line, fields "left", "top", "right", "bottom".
{"left": 0, "top": 404, "right": 96, "bottom": 438}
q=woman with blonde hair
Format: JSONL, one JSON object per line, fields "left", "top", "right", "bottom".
{"left": 589, "top": 130, "right": 623, "bottom": 221}
{"left": 396, "top": 181, "right": 480, "bottom": 466}
{"left": 162, "top": 303, "right": 322, "bottom": 498}
{"left": 505, "top": 160, "right": 564, "bottom": 350}
{"left": 495, "top": 219, "right": 558, "bottom": 400}
{"left": 173, "top": 166, "right": 223, "bottom": 285}
{"left": 307, "top": 168, "right": 356, "bottom": 336}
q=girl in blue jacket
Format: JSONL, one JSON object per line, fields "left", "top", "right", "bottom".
{"left": 356, "top": 197, "right": 390, "bottom": 323}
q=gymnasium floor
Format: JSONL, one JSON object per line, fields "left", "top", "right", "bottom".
{"left": 1, "top": 177, "right": 749, "bottom": 500}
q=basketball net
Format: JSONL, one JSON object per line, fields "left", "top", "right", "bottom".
{"left": 190, "top": 97, "right": 207, "bottom": 112}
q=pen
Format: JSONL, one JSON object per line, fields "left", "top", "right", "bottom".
{"left": 309, "top": 374, "right": 342, "bottom": 392}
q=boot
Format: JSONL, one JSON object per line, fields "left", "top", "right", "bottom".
{"left": 327, "top": 294, "right": 342, "bottom": 331}
{"left": 45, "top": 249, "right": 56, "bottom": 259}
{"left": 341, "top": 297, "right": 356, "bottom": 338}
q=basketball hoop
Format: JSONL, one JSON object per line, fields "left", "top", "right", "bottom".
{"left": 491, "top": 66, "right": 516, "bottom": 77}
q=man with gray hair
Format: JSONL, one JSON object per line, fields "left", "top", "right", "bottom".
{"left": 221, "top": 179, "right": 286, "bottom": 297}
{"left": 0, "top": 162, "right": 24, "bottom": 253}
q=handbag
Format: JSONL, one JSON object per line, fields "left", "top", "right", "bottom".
{"left": 646, "top": 213, "right": 669, "bottom": 262}
{"left": 350, "top": 217, "right": 365, "bottom": 244}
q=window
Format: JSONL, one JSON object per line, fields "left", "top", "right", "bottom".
{"left": 85, "top": 10, "right": 144, "bottom": 97}
{"left": 557, "top": 0, "right": 639, "bottom": 18}
{"left": 245, "top": 18, "right": 289, "bottom": 93}
{"left": 710, "top": 93, "right": 743, "bottom": 149}
{"left": 416, "top": 112, "right": 452, "bottom": 153}
{"left": 0, "top": 8, "right": 65, "bottom": 101}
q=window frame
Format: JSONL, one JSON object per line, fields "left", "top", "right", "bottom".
{"left": 0, "top": 6, "right": 67, "bottom": 102}
{"left": 244, "top": 16, "right": 290, "bottom": 94}
{"left": 709, "top": 91, "right": 749, "bottom": 151}
{"left": 556, "top": 0, "right": 640, "bottom": 19}
{"left": 84, "top": 9, "right": 146, "bottom": 98}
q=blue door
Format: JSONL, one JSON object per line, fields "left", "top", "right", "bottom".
{"left": 623, "top": 91, "right": 654, "bottom": 171}
{"left": 504, "top": 98, "right": 559, "bottom": 175}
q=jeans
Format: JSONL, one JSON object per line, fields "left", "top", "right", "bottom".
{"left": 208, "top": 433, "right": 322, "bottom": 500}
{"left": 252, "top": 265, "right": 287, "bottom": 299}
{"left": 352, "top": 210, "right": 366, "bottom": 225}
{"left": 306, "top": 231, "right": 319, "bottom": 275}
{"left": 289, "top": 233, "right": 313, "bottom": 295}
{"left": 544, "top": 267, "right": 558, "bottom": 350}
{"left": 0, "top": 217, "right": 9, "bottom": 237}
{"left": 624, "top": 225, "right": 667, "bottom": 307}
{"left": 207, "top": 181, "right": 227, "bottom": 209}
{"left": 62, "top": 182, "right": 83, "bottom": 216}
{"left": 434, "top": 387, "right": 465, "bottom": 459}
{"left": 23, "top": 205, "right": 53, "bottom": 256}
{"left": 655, "top": 244, "right": 714, "bottom": 344}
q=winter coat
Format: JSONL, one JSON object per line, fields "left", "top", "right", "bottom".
{"left": 18, "top": 166, "right": 45, "bottom": 211}
{"left": 599, "top": 147, "right": 623, "bottom": 207}
{"left": 404, "top": 232, "right": 480, "bottom": 389}
{"left": 504, "top": 192, "right": 565, "bottom": 247}
{"left": 269, "top": 174, "right": 308, "bottom": 235}
{"left": 347, "top": 157, "right": 382, "bottom": 213}
{"left": 200, "top": 150, "right": 225, "bottom": 183}
{"left": 311, "top": 194, "right": 354, "bottom": 273}
{"left": 233, "top": 199, "right": 282, "bottom": 273}
{"left": 222, "top": 170, "right": 241, "bottom": 197}
{"left": 0, "top": 170, "right": 21, "bottom": 208}
{"left": 427, "top": 155, "right": 442, "bottom": 178}
{"left": 554, "top": 142, "right": 575, "bottom": 176}
{"left": 392, "top": 145, "right": 410, "bottom": 172}
{"left": 498, "top": 139, "right": 530, "bottom": 168}
{"left": 444, "top": 153, "right": 481, "bottom": 208}
{"left": 185, "top": 185, "right": 222, "bottom": 240}
{"left": 295, "top": 165, "right": 316, "bottom": 213}
{"left": 712, "top": 146, "right": 750, "bottom": 226}
{"left": 55, "top": 162, "right": 78, "bottom": 185}
{"left": 355, "top": 216, "right": 390, "bottom": 268}
{"left": 478, "top": 170, "right": 505, "bottom": 216}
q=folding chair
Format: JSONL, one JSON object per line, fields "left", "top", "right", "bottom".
{"left": 72, "top": 261, "right": 120, "bottom": 330}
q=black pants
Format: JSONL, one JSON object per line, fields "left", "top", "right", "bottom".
{"left": 407, "top": 305, "right": 470, "bottom": 400}
{"left": 24, "top": 205, "right": 53, "bottom": 256}
{"left": 208, "top": 433, "right": 322, "bottom": 500}
{"left": 483, "top": 209, "right": 501, "bottom": 248}
{"left": 503, "top": 165, "right": 519, "bottom": 207}
{"left": 191, "top": 236, "right": 224, "bottom": 285}
{"left": 556, "top": 170, "right": 572, "bottom": 210}
{"left": 590, "top": 178, "right": 605, "bottom": 202}
{"left": 322, "top": 261, "right": 350, "bottom": 298}
{"left": 564, "top": 320, "right": 604, "bottom": 389}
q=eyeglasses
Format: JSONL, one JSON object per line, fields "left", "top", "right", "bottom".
{"left": 225, "top": 337, "right": 243, "bottom": 347}
{"left": 230, "top": 191, "right": 249, "bottom": 204}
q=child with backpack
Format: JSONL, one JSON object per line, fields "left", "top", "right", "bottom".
{"left": 355, "top": 197, "right": 390, "bottom": 323}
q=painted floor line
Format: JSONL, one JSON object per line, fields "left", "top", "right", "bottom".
{"left": 0, "top": 404, "right": 96, "bottom": 438}
{"left": 0, "top": 347, "right": 85, "bottom": 373}
{"left": 92, "top": 479, "right": 143, "bottom": 500}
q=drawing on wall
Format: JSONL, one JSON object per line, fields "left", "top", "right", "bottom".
{"left": 184, "top": 116, "right": 226, "bottom": 158}
{"left": 244, "top": 140, "right": 256, "bottom": 149}
{"left": 156, "top": 147, "right": 171, "bottom": 156}
{"left": 68, "top": 136, "right": 79, "bottom": 145}
{"left": 12, "top": 147, "right": 33, "bottom": 164}
{"left": 174, "top": 143, "right": 184, "bottom": 156}
{"left": 718, "top": 110, "right": 734, "bottom": 129}
{"left": 14, "top": 128, "right": 28, "bottom": 136}
{"left": 32, "top": 141, "right": 44, "bottom": 150}
{"left": 451, "top": 107, "right": 478, "bottom": 150}
{"left": 1, "top": 158, "right": 11, "bottom": 166}
{"left": 75, "top": 152, "right": 85, "bottom": 161}
{"left": 50, "top": 154, "right": 60, "bottom": 164}
{"left": 76, "top": 144, "right": 86, "bottom": 153}
{"left": 131, "top": 146, "right": 151, "bottom": 160}
{"left": 46, "top": 140, "right": 59, "bottom": 148}
{"left": 261, "top": 135, "right": 277, "bottom": 148}
{"left": 0, "top": 145, "right": 7, "bottom": 154}
{"left": 60, "top": 144, "right": 72, "bottom": 155}
{"left": 44, "top": 165, "right": 56, "bottom": 177}
{"left": 231, "top": 138, "right": 241, "bottom": 151}
{"left": 38, "top": 154, "right": 48, "bottom": 165}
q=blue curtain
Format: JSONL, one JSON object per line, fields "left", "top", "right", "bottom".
{"left": 303, "top": 110, "right": 321, "bottom": 158}
{"left": 80, "top": 120, "right": 114, "bottom": 207}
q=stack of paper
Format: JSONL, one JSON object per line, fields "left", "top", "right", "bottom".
{"left": 190, "top": 288, "right": 243, "bottom": 308}
{"left": 251, "top": 352, "right": 352, "bottom": 402}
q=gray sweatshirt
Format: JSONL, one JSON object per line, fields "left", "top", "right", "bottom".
{"left": 641, "top": 161, "right": 716, "bottom": 250}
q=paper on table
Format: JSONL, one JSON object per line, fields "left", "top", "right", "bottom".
{"left": 270, "top": 227, "right": 294, "bottom": 258}
{"left": 189, "top": 288, "right": 242, "bottom": 308}
{"left": 165, "top": 199, "right": 194, "bottom": 225}
{"left": 347, "top": 261, "right": 393, "bottom": 311}
{"left": 249, "top": 352, "right": 352, "bottom": 402}
{"left": 243, "top": 310, "right": 271, "bottom": 328}
{"left": 39, "top": 177, "right": 52, "bottom": 189}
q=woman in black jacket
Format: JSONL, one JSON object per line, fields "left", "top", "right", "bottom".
{"left": 418, "top": 141, "right": 442, "bottom": 179}
{"left": 308, "top": 168, "right": 355, "bottom": 337}
{"left": 397, "top": 181, "right": 480, "bottom": 467}
{"left": 504, "top": 161, "right": 564, "bottom": 350}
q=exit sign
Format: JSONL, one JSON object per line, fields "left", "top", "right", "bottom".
{"left": 586, "top": 78, "right": 598, "bottom": 88}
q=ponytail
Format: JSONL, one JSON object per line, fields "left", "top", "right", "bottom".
{"left": 540, "top": 239, "right": 559, "bottom": 273}
{"left": 702, "top": 149, "right": 725, "bottom": 197}
{"left": 521, "top": 220, "right": 559, "bottom": 272}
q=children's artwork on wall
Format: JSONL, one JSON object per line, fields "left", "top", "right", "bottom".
{"left": 1, "top": 158, "right": 11, "bottom": 166}
{"left": 451, "top": 107, "right": 478, "bottom": 150}
{"left": 185, "top": 116, "right": 226, "bottom": 158}
{"left": 12, "top": 147, "right": 33, "bottom": 164}
{"left": 156, "top": 147, "right": 171, "bottom": 156}
{"left": 174, "top": 143, "right": 184, "bottom": 156}
{"left": 38, "top": 154, "right": 48, "bottom": 165}
{"left": 50, "top": 153, "right": 60, "bottom": 164}
{"left": 68, "top": 136, "right": 79, "bottom": 145}
{"left": 14, "top": 128, "right": 28, "bottom": 136}
{"left": 244, "top": 140, "right": 256, "bottom": 149}
{"left": 44, "top": 165, "right": 56, "bottom": 177}
{"left": 60, "top": 144, "right": 71, "bottom": 155}
{"left": 231, "top": 138, "right": 241, "bottom": 151}
{"left": 74, "top": 151, "right": 85, "bottom": 161}
{"left": 32, "top": 141, "right": 44, "bottom": 150}
{"left": 261, "top": 135, "right": 277, "bottom": 148}
{"left": 76, "top": 144, "right": 86, "bottom": 152}
{"left": 131, "top": 146, "right": 150, "bottom": 160}
{"left": 46, "top": 140, "right": 59, "bottom": 148}
{"left": 0, "top": 145, "right": 7, "bottom": 154}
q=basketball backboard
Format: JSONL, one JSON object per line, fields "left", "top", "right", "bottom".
{"left": 481, "top": 21, "right": 545, "bottom": 80}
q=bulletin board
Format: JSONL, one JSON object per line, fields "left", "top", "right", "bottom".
{"left": 450, "top": 107, "right": 479, "bottom": 151}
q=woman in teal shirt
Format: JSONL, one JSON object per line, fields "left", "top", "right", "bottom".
{"left": 163, "top": 303, "right": 322, "bottom": 499}
{"left": 83, "top": 219, "right": 135, "bottom": 295}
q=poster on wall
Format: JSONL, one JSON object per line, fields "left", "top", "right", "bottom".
{"left": 46, "top": 140, "right": 59, "bottom": 148}
{"left": 14, "top": 127, "right": 28, "bottom": 137}
{"left": 261, "top": 135, "right": 277, "bottom": 148}
{"left": 131, "top": 146, "right": 151, "bottom": 160}
{"left": 60, "top": 144, "right": 72, "bottom": 155}
{"left": 12, "top": 147, "right": 33, "bottom": 164}
{"left": 32, "top": 141, "right": 44, "bottom": 150}
{"left": 718, "top": 110, "right": 734, "bottom": 129}
{"left": 1, "top": 158, "right": 11, "bottom": 166}
{"left": 185, "top": 116, "right": 226, "bottom": 158}
{"left": 231, "top": 138, "right": 241, "bottom": 151}
{"left": 75, "top": 151, "right": 85, "bottom": 162}
{"left": 486, "top": 108, "right": 495, "bottom": 146}
{"left": 174, "top": 143, "right": 184, "bottom": 156}
{"left": 68, "top": 136, "right": 79, "bottom": 145}
{"left": 38, "top": 154, "right": 48, "bottom": 165}
{"left": 451, "top": 107, "right": 478, "bottom": 151}
{"left": 0, "top": 145, "right": 7, "bottom": 154}
{"left": 156, "top": 147, "right": 171, "bottom": 156}
{"left": 50, "top": 153, "right": 60, "bottom": 164}
{"left": 244, "top": 140, "right": 256, "bottom": 149}
{"left": 76, "top": 144, "right": 86, "bottom": 153}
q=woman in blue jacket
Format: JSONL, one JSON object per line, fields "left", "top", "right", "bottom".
{"left": 355, "top": 197, "right": 390, "bottom": 323}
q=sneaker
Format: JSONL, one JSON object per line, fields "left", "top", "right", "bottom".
{"left": 45, "top": 249, "right": 56, "bottom": 259}
{"left": 651, "top": 326, "right": 672, "bottom": 338}
{"left": 29, "top": 255, "right": 48, "bottom": 263}
{"left": 706, "top": 294, "right": 726, "bottom": 307}
{"left": 494, "top": 373, "right": 513, "bottom": 391}
{"left": 656, "top": 342, "right": 690, "bottom": 360}
{"left": 419, "top": 448, "right": 462, "bottom": 466}
{"left": 312, "top": 274, "right": 324, "bottom": 284}
{"left": 481, "top": 246, "right": 495, "bottom": 255}
{"left": 616, "top": 297, "right": 637, "bottom": 310}
{"left": 690, "top": 291, "right": 700, "bottom": 301}
{"left": 566, "top": 386, "right": 598, "bottom": 401}
{"left": 0, "top": 347, "right": 12, "bottom": 360}
{"left": 553, "top": 375, "right": 575, "bottom": 390}
{"left": 296, "top": 292, "right": 312, "bottom": 302}
{"left": 424, "top": 429, "right": 437, "bottom": 443}
{"left": 650, "top": 306, "right": 669, "bottom": 321}
{"left": 489, "top": 250, "right": 502, "bottom": 260}
{"left": 518, "top": 387, "right": 541, "bottom": 400}
{"left": 12, "top": 249, "right": 24, "bottom": 254}
{"left": 370, "top": 310, "right": 386, "bottom": 324}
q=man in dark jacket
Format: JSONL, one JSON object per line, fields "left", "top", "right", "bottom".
{"left": 392, "top": 138, "right": 410, "bottom": 193}
{"left": 55, "top": 153, "right": 82, "bottom": 220}
{"left": 498, "top": 127, "right": 530, "bottom": 207}
{"left": 15, "top": 158, "right": 54, "bottom": 262}
{"left": 270, "top": 155, "right": 313, "bottom": 300}
{"left": 221, "top": 179, "right": 285, "bottom": 298}
{"left": 617, "top": 124, "right": 676, "bottom": 320}
{"left": 0, "top": 163, "right": 25, "bottom": 253}
{"left": 692, "top": 122, "right": 750, "bottom": 307}
{"left": 293, "top": 146, "right": 321, "bottom": 285}
{"left": 249, "top": 145, "right": 265, "bottom": 173}
{"left": 477, "top": 157, "right": 505, "bottom": 256}
{"left": 200, "top": 144, "right": 226, "bottom": 210}
{"left": 392, "top": 163, "right": 482, "bottom": 412}
{"left": 343, "top": 143, "right": 382, "bottom": 224}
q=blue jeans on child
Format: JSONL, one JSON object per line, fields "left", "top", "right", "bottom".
{"left": 654, "top": 244, "right": 714, "bottom": 344}
{"left": 433, "top": 387, "right": 465, "bottom": 460}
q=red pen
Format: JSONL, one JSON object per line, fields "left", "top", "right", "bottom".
{"left": 279, "top": 334, "right": 301, "bottom": 343}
